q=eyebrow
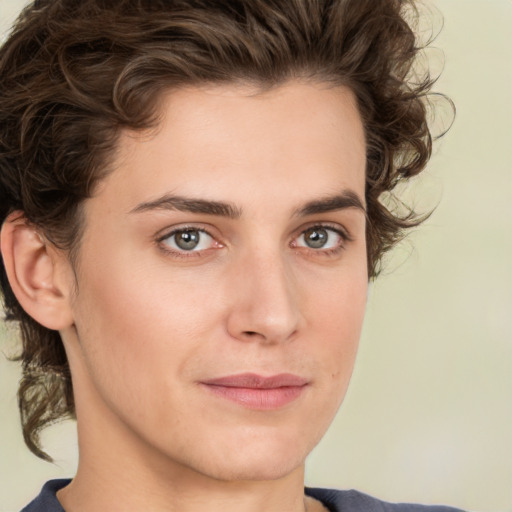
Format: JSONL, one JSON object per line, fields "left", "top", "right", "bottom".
{"left": 129, "top": 190, "right": 365, "bottom": 218}
{"left": 293, "top": 190, "right": 366, "bottom": 217}
{"left": 129, "top": 194, "right": 242, "bottom": 218}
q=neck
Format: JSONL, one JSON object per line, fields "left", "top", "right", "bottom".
{"left": 59, "top": 468, "right": 311, "bottom": 512}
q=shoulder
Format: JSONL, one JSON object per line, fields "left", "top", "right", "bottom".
{"left": 20, "top": 479, "right": 70, "bottom": 512}
{"left": 305, "top": 487, "right": 465, "bottom": 512}
{"left": 22, "top": 481, "right": 466, "bottom": 512}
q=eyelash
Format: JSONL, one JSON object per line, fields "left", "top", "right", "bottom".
{"left": 293, "top": 223, "right": 353, "bottom": 257}
{"left": 156, "top": 223, "right": 353, "bottom": 259}
{"left": 156, "top": 226, "right": 218, "bottom": 259}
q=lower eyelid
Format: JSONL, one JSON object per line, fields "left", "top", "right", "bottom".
{"left": 156, "top": 224, "right": 351, "bottom": 257}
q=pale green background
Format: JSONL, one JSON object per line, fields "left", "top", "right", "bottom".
{"left": 0, "top": 1, "right": 511, "bottom": 511}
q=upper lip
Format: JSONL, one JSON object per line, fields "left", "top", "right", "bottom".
{"left": 201, "top": 373, "right": 309, "bottom": 389}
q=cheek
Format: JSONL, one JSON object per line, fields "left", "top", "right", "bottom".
{"left": 286, "top": 266, "right": 367, "bottom": 446}
{"left": 70, "top": 253, "right": 220, "bottom": 397}
{"left": 305, "top": 266, "right": 367, "bottom": 387}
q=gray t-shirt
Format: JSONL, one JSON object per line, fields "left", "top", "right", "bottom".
{"left": 21, "top": 479, "right": 465, "bottom": 512}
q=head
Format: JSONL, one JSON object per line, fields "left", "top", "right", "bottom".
{"left": 0, "top": 0, "right": 435, "bottom": 466}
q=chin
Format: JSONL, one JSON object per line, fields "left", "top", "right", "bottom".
{"left": 202, "top": 451, "right": 306, "bottom": 483}
{"left": 188, "top": 430, "right": 315, "bottom": 483}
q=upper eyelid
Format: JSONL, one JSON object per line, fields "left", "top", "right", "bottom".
{"left": 294, "top": 222, "right": 353, "bottom": 242}
{"left": 156, "top": 221, "right": 350, "bottom": 237}
{"left": 156, "top": 223, "right": 216, "bottom": 241}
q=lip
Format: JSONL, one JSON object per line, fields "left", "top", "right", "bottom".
{"left": 200, "top": 373, "right": 309, "bottom": 410}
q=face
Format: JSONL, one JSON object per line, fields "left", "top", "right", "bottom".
{"left": 61, "top": 81, "right": 368, "bottom": 483}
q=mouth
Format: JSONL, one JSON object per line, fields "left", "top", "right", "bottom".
{"left": 200, "top": 373, "right": 309, "bottom": 410}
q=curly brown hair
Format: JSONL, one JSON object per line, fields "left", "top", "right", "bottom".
{"left": 0, "top": 0, "right": 446, "bottom": 461}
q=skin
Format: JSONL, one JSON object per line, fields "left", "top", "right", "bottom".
{"left": 5, "top": 81, "right": 368, "bottom": 512}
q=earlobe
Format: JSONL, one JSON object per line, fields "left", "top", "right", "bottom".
{"left": 0, "top": 212, "right": 74, "bottom": 330}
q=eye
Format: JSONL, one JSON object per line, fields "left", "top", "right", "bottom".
{"left": 160, "top": 228, "right": 216, "bottom": 253}
{"left": 294, "top": 226, "right": 347, "bottom": 251}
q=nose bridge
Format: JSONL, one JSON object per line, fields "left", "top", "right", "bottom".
{"left": 227, "top": 244, "right": 301, "bottom": 344}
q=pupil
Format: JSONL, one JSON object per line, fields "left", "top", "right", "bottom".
{"left": 305, "top": 228, "right": 328, "bottom": 248}
{"left": 176, "top": 230, "right": 200, "bottom": 250}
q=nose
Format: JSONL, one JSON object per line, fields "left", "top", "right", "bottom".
{"left": 225, "top": 249, "right": 303, "bottom": 345}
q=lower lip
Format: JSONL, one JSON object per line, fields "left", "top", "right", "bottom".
{"left": 202, "top": 384, "right": 307, "bottom": 410}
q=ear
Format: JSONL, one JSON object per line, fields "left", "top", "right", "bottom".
{"left": 0, "top": 212, "right": 74, "bottom": 330}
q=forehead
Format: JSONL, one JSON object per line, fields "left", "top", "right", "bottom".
{"left": 97, "top": 80, "right": 366, "bottom": 212}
